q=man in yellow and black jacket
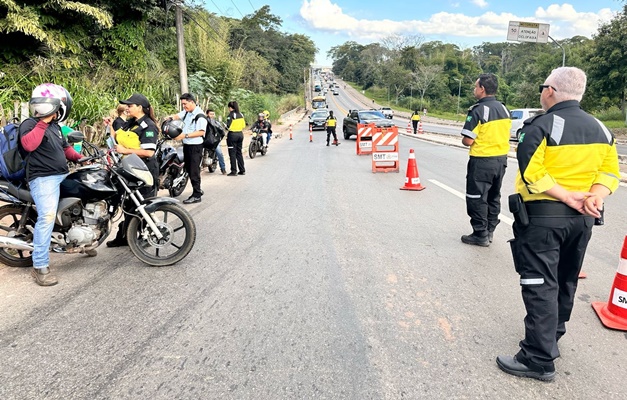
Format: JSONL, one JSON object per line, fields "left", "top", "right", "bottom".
{"left": 496, "top": 67, "right": 619, "bottom": 381}
{"left": 460, "top": 73, "right": 511, "bottom": 246}
{"left": 325, "top": 111, "right": 338, "bottom": 146}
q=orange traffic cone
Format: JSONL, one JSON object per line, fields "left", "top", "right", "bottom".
{"left": 406, "top": 121, "right": 412, "bottom": 134}
{"left": 309, "top": 125, "right": 313, "bottom": 143}
{"left": 289, "top": 124, "right": 293, "bottom": 140}
{"left": 592, "top": 236, "right": 627, "bottom": 330}
{"left": 418, "top": 121, "right": 424, "bottom": 134}
{"left": 400, "top": 149, "right": 425, "bottom": 191}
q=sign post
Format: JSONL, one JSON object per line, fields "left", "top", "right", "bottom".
{"left": 507, "top": 21, "right": 564, "bottom": 67}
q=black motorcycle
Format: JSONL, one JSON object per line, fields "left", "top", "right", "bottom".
{"left": 203, "top": 147, "right": 219, "bottom": 173}
{"left": 0, "top": 132, "right": 196, "bottom": 267}
{"left": 249, "top": 128, "right": 268, "bottom": 159}
{"left": 155, "top": 138, "right": 188, "bottom": 197}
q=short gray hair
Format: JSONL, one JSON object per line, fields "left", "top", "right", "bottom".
{"left": 546, "top": 67, "right": 587, "bottom": 102}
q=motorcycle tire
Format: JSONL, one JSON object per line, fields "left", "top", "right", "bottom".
{"left": 126, "top": 203, "right": 196, "bottom": 267}
{"left": 168, "top": 172, "right": 189, "bottom": 198}
{"left": 249, "top": 141, "right": 257, "bottom": 159}
{"left": 261, "top": 146, "right": 267, "bottom": 156}
{"left": 0, "top": 204, "right": 35, "bottom": 267}
{"left": 208, "top": 158, "right": 218, "bottom": 173}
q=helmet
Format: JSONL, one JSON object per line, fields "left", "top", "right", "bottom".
{"left": 258, "top": 113, "right": 265, "bottom": 119}
{"left": 29, "top": 83, "right": 73, "bottom": 122}
{"left": 263, "top": 110, "right": 270, "bottom": 119}
{"left": 161, "top": 119, "right": 184, "bottom": 139}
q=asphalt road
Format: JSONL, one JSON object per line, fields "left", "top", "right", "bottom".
{"left": 1, "top": 92, "right": 627, "bottom": 399}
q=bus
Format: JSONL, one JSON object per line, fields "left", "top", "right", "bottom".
{"left": 311, "top": 96, "right": 327, "bottom": 109}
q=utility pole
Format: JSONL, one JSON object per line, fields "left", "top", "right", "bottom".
{"left": 175, "top": 1, "right": 189, "bottom": 94}
{"left": 455, "top": 78, "right": 462, "bottom": 120}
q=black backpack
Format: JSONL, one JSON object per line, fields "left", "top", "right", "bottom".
{"left": 203, "top": 119, "right": 226, "bottom": 150}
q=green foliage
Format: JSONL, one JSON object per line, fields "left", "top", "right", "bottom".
{"left": 595, "top": 106, "right": 625, "bottom": 121}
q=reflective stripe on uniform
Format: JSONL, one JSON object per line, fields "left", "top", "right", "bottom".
{"left": 520, "top": 278, "right": 544, "bottom": 285}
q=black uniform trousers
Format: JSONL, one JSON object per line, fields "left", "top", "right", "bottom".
{"left": 509, "top": 207, "right": 593, "bottom": 372}
{"left": 326, "top": 127, "right": 337, "bottom": 144}
{"left": 465, "top": 156, "right": 507, "bottom": 236}
{"left": 412, "top": 120, "right": 419, "bottom": 134}
{"left": 183, "top": 143, "right": 204, "bottom": 198}
{"left": 227, "top": 131, "right": 245, "bottom": 174}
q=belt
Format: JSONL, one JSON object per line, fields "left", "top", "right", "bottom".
{"left": 525, "top": 201, "right": 582, "bottom": 216}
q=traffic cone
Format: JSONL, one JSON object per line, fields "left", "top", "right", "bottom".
{"left": 592, "top": 236, "right": 627, "bottom": 331}
{"left": 400, "top": 149, "right": 425, "bottom": 191}
{"left": 289, "top": 124, "right": 293, "bottom": 140}
{"left": 309, "top": 125, "right": 313, "bottom": 143}
{"left": 406, "top": 121, "right": 412, "bottom": 134}
{"left": 418, "top": 121, "right": 424, "bottom": 134}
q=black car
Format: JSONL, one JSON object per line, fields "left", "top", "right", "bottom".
{"left": 309, "top": 110, "right": 330, "bottom": 131}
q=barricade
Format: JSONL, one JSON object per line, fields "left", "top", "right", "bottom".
{"left": 371, "top": 126, "right": 399, "bottom": 173}
{"left": 355, "top": 123, "right": 375, "bottom": 155}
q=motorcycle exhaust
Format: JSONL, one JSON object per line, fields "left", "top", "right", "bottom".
{"left": 0, "top": 236, "right": 34, "bottom": 251}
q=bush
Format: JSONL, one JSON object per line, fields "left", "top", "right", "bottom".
{"left": 595, "top": 106, "right": 625, "bottom": 121}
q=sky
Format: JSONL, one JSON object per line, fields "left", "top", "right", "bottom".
{"left": 204, "top": 0, "right": 623, "bottom": 66}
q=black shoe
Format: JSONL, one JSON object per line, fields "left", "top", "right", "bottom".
{"left": 326, "top": 143, "right": 330, "bottom": 146}
{"left": 238, "top": 172, "right": 245, "bottom": 175}
{"left": 183, "top": 196, "right": 201, "bottom": 204}
{"left": 461, "top": 233, "right": 490, "bottom": 247}
{"left": 221, "top": 169, "right": 227, "bottom": 175}
{"left": 200, "top": 190, "right": 204, "bottom": 196}
{"left": 227, "top": 172, "right": 238, "bottom": 176}
{"left": 106, "top": 237, "right": 128, "bottom": 248}
{"left": 488, "top": 232, "right": 494, "bottom": 243}
{"left": 496, "top": 355, "right": 555, "bottom": 382}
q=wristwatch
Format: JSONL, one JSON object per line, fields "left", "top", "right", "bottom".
{"left": 185, "top": 133, "right": 189, "bottom": 139}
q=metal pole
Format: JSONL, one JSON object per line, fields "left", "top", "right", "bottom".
{"left": 410, "top": 85, "right": 412, "bottom": 111}
{"left": 456, "top": 78, "right": 461, "bottom": 118}
{"left": 548, "top": 35, "right": 565, "bottom": 67}
{"left": 175, "top": 2, "right": 188, "bottom": 93}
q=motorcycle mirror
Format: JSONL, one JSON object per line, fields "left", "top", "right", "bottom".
{"left": 67, "top": 130, "right": 85, "bottom": 144}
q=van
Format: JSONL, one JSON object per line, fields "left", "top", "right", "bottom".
{"left": 510, "top": 108, "right": 544, "bottom": 141}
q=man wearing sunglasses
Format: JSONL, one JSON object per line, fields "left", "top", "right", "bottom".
{"left": 497, "top": 67, "right": 620, "bottom": 381}
{"left": 460, "top": 73, "right": 512, "bottom": 247}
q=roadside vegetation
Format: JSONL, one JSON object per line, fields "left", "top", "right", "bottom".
{"left": 329, "top": 4, "right": 627, "bottom": 135}
{"left": 0, "top": 2, "right": 314, "bottom": 137}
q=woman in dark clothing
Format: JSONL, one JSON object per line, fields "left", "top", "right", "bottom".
{"left": 106, "top": 93, "right": 159, "bottom": 247}
{"left": 226, "top": 101, "right": 246, "bottom": 176}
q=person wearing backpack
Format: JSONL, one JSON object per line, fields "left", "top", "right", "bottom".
{"left": 206, "top": 109, "right": 227, "bottom": 174}
{"left": 19, "top": 83, "right": 83, "bottom": 286}
{"left": 167, "top": 93, "right": 207, "bottom": 204}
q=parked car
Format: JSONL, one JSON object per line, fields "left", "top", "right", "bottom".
{"left": 510, "top": 108, "right": 544, "bottom": 141}
{"left": 342, "top": 109, "right": 395, "bottom": 139}
{"left": 333, "top": 89, "right": 339, "bottom": 95}
{"left": 379, "top": 107, "right": 393, "bottom": 119}
{"left": 309, "top": 109, "right": 330, "bottom": 131}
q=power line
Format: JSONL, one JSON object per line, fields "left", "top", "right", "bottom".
{"left": 247, "top": 0, "right": 256, "bottom": 12}
{"left": 229, "top": 0, "right": 245, "bottom": 18}
{"left": 208, "top": 0, "right": 224, "bottom": 15}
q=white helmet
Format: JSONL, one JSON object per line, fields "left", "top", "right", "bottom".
{"left": 29, "top": 83, "right": 73, "bottom": 122}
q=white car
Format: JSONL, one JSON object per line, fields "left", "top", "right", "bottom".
{"left": 379, "top": 107, "right": 394, "bottom": 119}
{"left": 510, "top": 108, "right": 544, "bottom": 141}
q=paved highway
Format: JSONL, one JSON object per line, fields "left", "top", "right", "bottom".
{"left": 1, "top": 89, "right": 626, "bottom": 399}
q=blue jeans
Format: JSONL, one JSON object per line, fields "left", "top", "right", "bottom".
{"left": 215, "top": 145, "right": 226, "bottom": 171}
{"left": 266, "top": 132, "right": 272, "bottom": 145}
{"left": 29, "top": 174, "right": 67, "bottom": 269}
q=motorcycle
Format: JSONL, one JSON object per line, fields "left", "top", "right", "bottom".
{"left": 0, "top": 132, "right": 196, "bottom": 268}
{"left": 203, "top": 147, "right": 219, "bottom": 173}
{"left": 248, "top": 128, "right": 268, "bottom": 159}
{"left": 155, "top": 138, "right": 188, "bottom": 197}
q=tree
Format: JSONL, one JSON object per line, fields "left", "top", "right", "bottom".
{"left": 412, "top": 65, "right": 442, "bottom": 109}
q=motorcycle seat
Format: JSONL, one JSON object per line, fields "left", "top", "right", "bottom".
{"left": 0, "top": 179, "right": 34, "bottom": 203}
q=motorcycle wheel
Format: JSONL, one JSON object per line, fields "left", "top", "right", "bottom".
{"left": 261, "top": 145, "right": 267, "bottom": 156}
{"left": 208, "top": 158, "right": 218, "bottom": 173}
{"left": 168, "top": 172, "right": 189, "bottom": 198}
{"left": 249, "top": 141, "right": 257, "bottom": 159}
{"left": 126, "top": 203, "right": 196, "bottom": 266}
{"left": 0, "top": 205, "right": 35, "bottom": 267}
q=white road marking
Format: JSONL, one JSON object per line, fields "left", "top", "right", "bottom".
{"left": 428, "top": 179, "right": 515, "bottom": 226}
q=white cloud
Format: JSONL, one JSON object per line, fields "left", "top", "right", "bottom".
{"left": 299, "top": 0, "right": 616, "bottom": 43}
{"left": 472, "top": 0, "right": 489, "bottom": 8}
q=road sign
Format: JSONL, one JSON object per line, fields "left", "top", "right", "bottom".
{"left": 507, "top": 21, "right": 550, "bottom": 44}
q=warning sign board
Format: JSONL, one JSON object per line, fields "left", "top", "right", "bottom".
{"left": 507, "top": 21, "right": 550, "bottom": 44}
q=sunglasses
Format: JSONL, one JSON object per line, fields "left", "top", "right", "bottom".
{"left": 539, "top": 84, "right": 557, "bottom": 93}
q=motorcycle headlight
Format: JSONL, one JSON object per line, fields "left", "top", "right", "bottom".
{"left": 131, "top": 167, "right": 154, "bottom": 187}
